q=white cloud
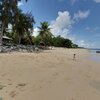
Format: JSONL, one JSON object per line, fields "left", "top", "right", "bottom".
{"left": 93, "top": 0, "right": 100, "bottom": 3}
{"left": 8, "top": 24, "right": 12, "bottom": 30}
{"left": 77, "top": 40, "right": 86, "bottom": 47}
{"left": 7, "top": 24, "right": 12, "bottom": 32}
{"left": 58, "top": 0, "right": 87, "bottom": 4}
{"left": 73, "top": 10, "right": 90, "bottom": 21}
{"left": 76, "top": 40, "right": 94, "bottom": 48}
{"left": 18, "top": 2, "right": 23, "bottom": 7}
{"left": 58, "top": 0, "right": 77, "bottom": 4}
{"left": 85, "top": 26, "right": 99, "bottom": 33}
{"left": 33, "top": 27, "right": 39, "bottom": 37}
{"left": 50, "top": 11, "right": 74, "bottom": 37}
{"left": 50, "top": 10, "right": 90, "bottom": 38}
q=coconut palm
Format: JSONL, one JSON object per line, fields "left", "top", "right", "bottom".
{"left": 12, "top": 10, "right": 35, "bottom": 44}
{"left": 38, "top": 22, "right": 53, "bottom": 45}
{"left": 0, "top": 0, "right": 28, "bottom": 48}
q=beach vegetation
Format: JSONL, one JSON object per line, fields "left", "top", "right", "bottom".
{"left": 0, "top": 0, "right": 78, "bottom": 51}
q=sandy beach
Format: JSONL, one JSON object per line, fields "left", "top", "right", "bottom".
{"left": 0, "top": 48, "right": 100, "bottom": 100}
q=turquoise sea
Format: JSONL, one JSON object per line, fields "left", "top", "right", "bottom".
{"left": 88, "top": 49, "right": 100, "bottom": 63}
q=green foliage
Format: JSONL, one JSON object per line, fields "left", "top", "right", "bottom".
{"left": 0, "top": 0, "right": 27, "bottom": 30}
{"left": 12, "top": 10, "right": 35, "bottom": 44}
{"left": 72, "top": 44, "right": 78, "bottom": 48}
{"left": 32, "top": 35, "right": 78, "bottom": 48}
{"left": 0, "top": 0, "right": 78, "bottom": 48}
{"left": 32, "top": 36, "right": 42, "bottom": 45}
{"left": 32, "top": 22, "right": 78, "bottom": 48}
{"left": 38, "top": 21, "right": 53, "bottom": 44}
{"left": 21, "top": 35, "right": 34, "bottom": 45}
{"left": 0, "top": 0, "right": 32, "bottom": 45}
{"left": 52, "top": 35, "right": 72, "bottom": 48}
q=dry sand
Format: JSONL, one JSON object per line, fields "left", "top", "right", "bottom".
{"left": 0, "top": 48, "right": 100, "bottom": 100}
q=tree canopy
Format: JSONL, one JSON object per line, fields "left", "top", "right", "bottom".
{"left": 0, "top": 0, "right": 78, "bottom": 48}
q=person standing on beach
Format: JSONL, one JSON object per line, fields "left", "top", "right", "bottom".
{"left": 73, "top": 54, "right": 76, "bottom": 60}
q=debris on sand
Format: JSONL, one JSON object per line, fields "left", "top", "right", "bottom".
{"left": 0, "top": 85, "right": 6, "bottom": 90}
{"left": 9, "top": 91, "right": 17, "bottom": 98}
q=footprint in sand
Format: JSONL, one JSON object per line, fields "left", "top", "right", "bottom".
{"left": 16, "top": 83, "right": 27, "bottom": 91}
{"left": 1, "top": 73, "right": 7, "bottom": 77}
{"left": 17, "top": 83, "right": 26, "bottom": 87}
{"left": 53, "top": 72, "right": 59, "bottom": 76}
{"left": 8, "top": 83, "right": 12, "bottom": 85}
{"left": 15, "top": 83, "right": 26, "bottom": 88}
{"left": 8, "top": 79, "right": 12, "bottom": 81}
{"left": 9, "top": 91, "right": 17, "bottom": 98}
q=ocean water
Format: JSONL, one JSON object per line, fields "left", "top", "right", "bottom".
{"left": 88, "top": 49, "right": 100, "bottom": 63}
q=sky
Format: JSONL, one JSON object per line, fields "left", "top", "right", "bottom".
{"left": 18, "top": 0, "right": 100, "bottom": 48}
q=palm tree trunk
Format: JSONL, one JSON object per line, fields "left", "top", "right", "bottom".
{"left": 0, "top": 22, "right": 4, "bottom": 52}
{"left": 18, "top": 35, "right": 21, "bottom": 45}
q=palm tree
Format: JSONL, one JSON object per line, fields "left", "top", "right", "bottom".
{"left": 0, "top": 0, "right": 11, "bottom": 46}
{"left": 38, "top": 22, "right": 53, "bottom": 45}
{"left": 0, "top": 0, "right": 28, "bottom": 50}
{"left": 12, "top": 10, "right": 35, "bottom": 44}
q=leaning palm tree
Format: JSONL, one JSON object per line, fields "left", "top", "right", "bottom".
{"left": 38, "top": 22, "right": 53, "bottom": 45}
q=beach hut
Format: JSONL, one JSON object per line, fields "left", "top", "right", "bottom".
{"left": 2, "top": 36, "right": 12, "bottom": 45}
